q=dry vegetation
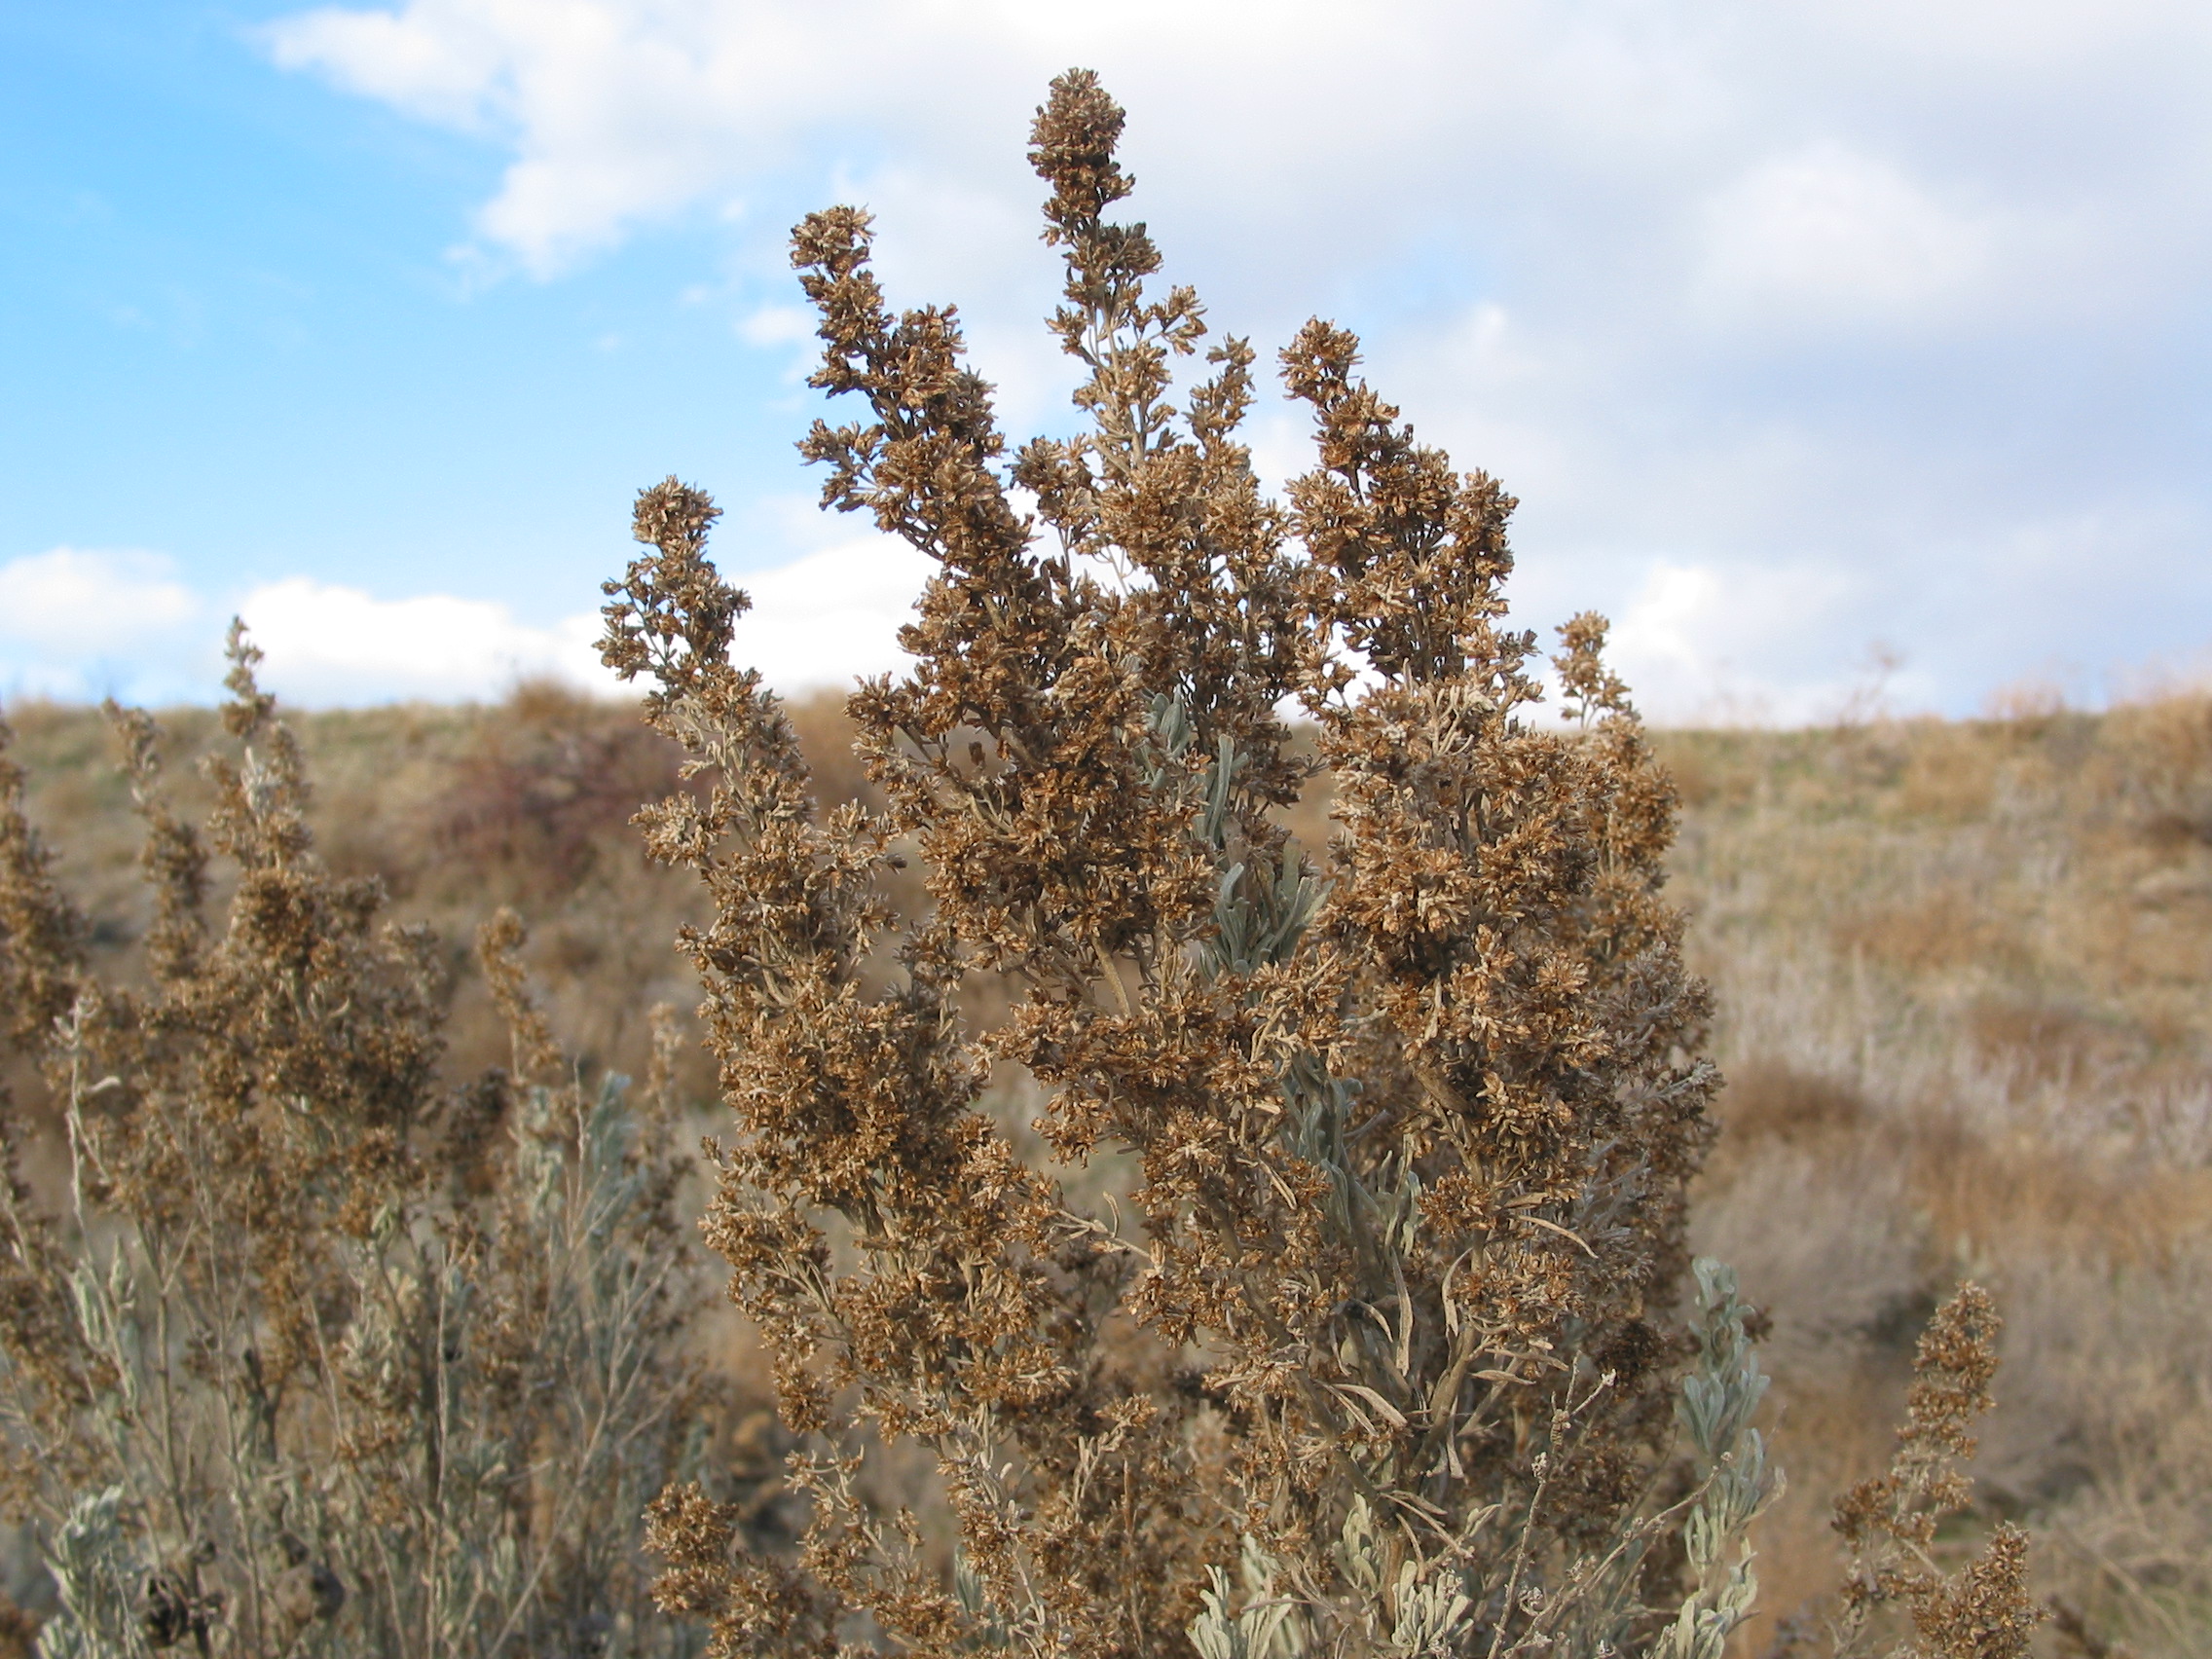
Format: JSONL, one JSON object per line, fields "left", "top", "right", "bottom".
{"left": 599, "top": 63, "right": 1757, "bottom": 1659}
{"left": 0, "top": 637, "right": 743, "bottom": 1659}
{"left": 1, "top": 65, "right": 2204, "bottom": 1659}
{"left": 7, "top": 680, "right": 2210, "bottom": 1658}
{"left": 1659, "top": 702, "right": 2212, "bottom": 1657}
{"left": 0, "top": 680, "right": 715, "bottom": 1109}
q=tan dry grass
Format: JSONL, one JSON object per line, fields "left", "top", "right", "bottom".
{"left": 9, "top": 682, "right": 2210, "bottom": 1656}
{"left": 1663, "top": 697, "right": 2212, "bottom": 1658}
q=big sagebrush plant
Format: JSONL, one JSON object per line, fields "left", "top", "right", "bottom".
{"left": 0, "top": 637, "right": 708, "bottom": 1658}
{"left": 608, "top": 72, "right": 1766, "bottom": 1659}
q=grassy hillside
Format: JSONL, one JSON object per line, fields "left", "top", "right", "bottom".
{"left": 1657, "top": 707, "right": 2212, "bottom": 1653}
{"left": 7, "top": 687, "right": 2209, "bottom": 1655}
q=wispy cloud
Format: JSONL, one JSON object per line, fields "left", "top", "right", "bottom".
{"left": 1696, "top": 145, "right": 1993, "bottom": 328}
{"left": 0, "top": 547, "right": 199, "bottom": 641}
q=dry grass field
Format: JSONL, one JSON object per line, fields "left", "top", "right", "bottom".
{"left": 4, "top": 684, "right": 2208, "bottom": 1657}
{"left": 1657, "top": 702, "right": 2212, "bottom": 1656}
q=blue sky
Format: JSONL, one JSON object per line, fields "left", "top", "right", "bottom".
{"left": 5, "top": 0, "right": 2210, "bottom": 719}
{"left": 3, "top": 1, "right": 851, "bottom": 704}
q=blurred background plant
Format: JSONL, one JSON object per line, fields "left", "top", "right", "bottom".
{"left": 0, "top": 631, "right": 725, "bottom": 1657}
{"left": 1669, "top": 697, "right": 2212, "bottom": 1658}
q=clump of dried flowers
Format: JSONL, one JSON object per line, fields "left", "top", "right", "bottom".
{"left": 608, "top": 69, "right": 1782, "bottom": 1659}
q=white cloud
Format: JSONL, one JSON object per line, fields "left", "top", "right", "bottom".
{"left": 0, "top": 547, "right": 198, "bottom": 644}
{"left": 0, "top": 548, "right": 205, "bottom": 704}
{"left": 226, "top": 537, "right": 931, "bottom": 708}
{"left": 1700, "top": 145, "right": 1990, "bottom": 324}
{"left": 238, "top": 578, "right": 619, "bottom": 705}
{"left": 266, "top": 0, "right": 855, "bottom": 274}
{"left": 1609, "top": 564, "right": 1720, "bottom": 695}
{"left": 737, "top": 304, "right": 813, "bottom": 348}
{"left": 1603, "top": 558, "right": 1896, "bottom": 727}
{"left": 251, "top": 0, "right": 2212, "bottom": 353}
{"left": 0, "top": 533, "right": 938, "bottom": 710}
{"left": 262, "top": 1, "right": 514, "bottom": 128}
{"left": 256, "top": 0, "right": 2212, "bottom": 717}
{"left": 728, "top": 535, "right": 933, "bottom": 692}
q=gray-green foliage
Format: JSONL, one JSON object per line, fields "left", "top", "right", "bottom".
{"left": 1652, "top": 1261, "right": 1781, "bottom": 1659}
{"left": 0, "top": 667, "right": 710, "bottom": 1658}
{"left": 1186, "top": 1260, "right": 1779, "bottom": 1659}
{"left": 34, "top": 1490, "right": 138, "bottom": 1659}
{"left": 23, "top": 1064, "right": 706, "bottom": 1659}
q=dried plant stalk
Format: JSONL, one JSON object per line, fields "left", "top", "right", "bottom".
{"left": 611, "top": 70, "right": 1749, "bottom": 1659}
{"left": 0, "top": 631, "right": 708, "bottom": 1658}
{"left": 1825, "top": 1283, "right": 2041, "bottom": 1659}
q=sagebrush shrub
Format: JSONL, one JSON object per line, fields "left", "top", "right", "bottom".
{"left": 608, "top": 70, "right": 1769, "bottom": 1659}
{"left": 0, "top": 631, "right": 707, "bottom": 1658}
{"left": 0, "top": 67, "right": 2050, "bottom": 1659}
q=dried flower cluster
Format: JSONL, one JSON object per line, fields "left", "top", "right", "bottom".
{"left": 0, "top": 629, "right": 707, "bottom": 1657}
{"left": 608, "top": 70, "right": 1749, "bottom": 1659}
{"left": 1825, "top": 1283, "right": 2041, "bottom": 1659}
